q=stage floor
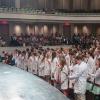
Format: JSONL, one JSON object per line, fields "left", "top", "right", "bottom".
{"left": 0, "top": 63, "right": 69, "bottom": 100}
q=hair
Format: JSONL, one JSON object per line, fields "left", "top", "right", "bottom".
{"left": 52, "top": 51, "right": 56, "bottom": 61}
{"left": 41, "top": 52, "right": 46, "bottom": 62}
{"left": 59, "top": 56, "right": 66, "bottom": 68}
{"left": 28, "top": 52, "right": 31, "bottom": 59}
{"left": 75, "top": 54, "right": 83, "bottom": 61}
{"left": 26, "top": 48, "right": 30, "bottom": 52}
{"left": 45, "top": 52, "right": 50, "bottom": 59}
{"left": 18, "top": 50, "right": 21, "bottom": 56}
{"left": 22, "top": 51, "right": 26, "bottom": 56}
{"left": 87, "top": 50, "right": 94, "bottom": 58}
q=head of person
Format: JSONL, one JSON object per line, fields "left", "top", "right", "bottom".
{"left": 96, "top": 40, "right": 100, "bottom": 47}
{"left": 45, "top": 52, "right": 50, "bottom": 59}
{"left": 64, "top": 48, "right": 69, "bottom": 55}
{"left": 56, "top": 49, "right": 61, "bottom": 58}
{"left": 75, "top": 55, "right": 83, "bottom": 64}
{"left": 86, "top": 51, "right": 94, "bottom": 58}
{"left": 18, "top": 50, "right": 21, "bottom": 56}
{"left": 94, "top": 47, "right": 100, "bottom": 56}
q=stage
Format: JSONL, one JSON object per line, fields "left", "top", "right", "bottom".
{"left": 0, "top": 63, "right": 69, "bottom": 100}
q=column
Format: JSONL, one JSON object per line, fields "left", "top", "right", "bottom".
{"left": 91, "top": 0, "right": 100, "bottom": 10}
{"left": 95, "top": 0, "right": 100, "bottom": 10}
{"left": 15, "top": 0, "right": 20, "bottom": 8}
{"left": 69, "top": 0, "right": 72, "bottom": 10}
{"left": 73, "top": 0, "right": 82, "bottom": 10}
{"left": 70, "top": 23, "right": 75, "bottom": 38}
{"left": 59, "top": 24, "right": 63, "bottom": 35}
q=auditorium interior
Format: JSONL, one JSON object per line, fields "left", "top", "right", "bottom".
{"left": 0, "top": 0, "right": 100, "bottom": 100}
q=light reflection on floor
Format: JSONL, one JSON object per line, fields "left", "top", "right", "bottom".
{"left": 0, "top": 63, "right": 69, "bottom": 100}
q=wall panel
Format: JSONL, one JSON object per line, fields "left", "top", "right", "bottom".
{"left": 91, "top": 0, "right": 100, "bottom": 10}
{"left": 0, "top": 0, "right": 15, "bottom": 7}
{"left": 38, "top": 0, "right": 45, "bottom": 10}
{"left": 73, "top": 0, "right": 83, "bottom": 10}
{"left": 20, "top": 0, "right": 39, "bottom": 9}
{"left": 63, "top": 0, "right": 70, "bottom": 10}
{"left": 46, "top": 0, "right": 54, "bottom": 10}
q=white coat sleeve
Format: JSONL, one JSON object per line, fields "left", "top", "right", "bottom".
{"left": 69, "top": 65, "right": 85, "bottom": 80}
{"left": 90, "top": 69, "right": 100, "bottom": 78}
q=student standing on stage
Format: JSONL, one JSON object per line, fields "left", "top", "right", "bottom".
{"left": 28, "top": 52, "right": 33, "bottom": 73}
{"left": 32, "top": 52, "right": 38, "bottom": 75}
{"left": 53, "top": 50, "right": 61, "bottom": 88}
{"left": 44, "top": 52, "right": 51, "bottom": 83}
{"left": 90, "top": 58, "right": 100, "bottom": 85}
{"left": 69, "top": 55, "right": 88, "bottom": 100}
{"left": 59, "top": 56, "right": 69, "bottom": 96}
{"left": 51, "top": 51, "right": 57, "bottom": 86}
{"left": 38, "top": 52, "right": 45, "bottom": 79}
{"left": 86, "top": 51, "right": 96, "bottom": 76}
{"left": 15, "top": 50, "right": 22, "bottom": 68}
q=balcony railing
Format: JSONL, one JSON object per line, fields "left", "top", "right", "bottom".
{"left": 0, "top": 7, "right": 100, "bottom": 17}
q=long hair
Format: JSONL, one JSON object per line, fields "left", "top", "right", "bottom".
{"left": 41, "top": 52, "right": 46, "bottom": 62}
{"left": 59, "top": 56, "right": 66, "bottom": 68}
{"left": 51, "top": 51, "right": 56, "bottom": 61}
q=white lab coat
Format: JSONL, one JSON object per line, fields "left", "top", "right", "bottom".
{"left": 69, "top": 61, "right": 88, "bottom": 94}
{"left": 38, "top": 61, "right": 45, "bottom": 77}
{"left": 32, "top": 56, "right": 38, "bottom": 75}
{"left": 38, "top": 56, "right": 43, "bottom": 76}
{"left": 20, "top": 55, "right": 25, "bottom": 70}
{"left": 87, "top": 57, "right": 95, "bottom": 75}
{"left": 61, "top": 65, "right": 69, "bottom": 90}
{"left": 65, "top": 54, "right": 70, "bottom": 67}
{"left": 23, "top": 54, "right": 28, "bottom": 71}
{"left": 44, "top": 58, "right": 51, "bottom": 76}
{"left": 90, "top": 68, "right": 100, "bottom": 85}
{"left": 53, "top": 57, "right": 60, "bottom": 81}
{"left": 13, "top": 53, "right": 18, "bottom": 65}
{"left": 28, "top": 56, "right": 34, "bottom": 73}
{"left": 69, "top": 64, "right": 78, "bottom": 88}
{"left": 51, "top": 58, "right": 58, "bottom": 80}
{"left": 16, "top": 54, "right": 22, "bottom": 68}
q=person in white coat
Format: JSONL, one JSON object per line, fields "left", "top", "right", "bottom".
{"left": 38, "top": 53, "right": 45, "bottom": 79}
{"left": 32, "top": 53, "right": 38, "bottom": 75}
{"left": 20, "top": 51, "right": 25, "bottom": 70}
{"left": 51, "top": 51, "right": 57, "bottom": 85}
{"left": 23, "top": 51, "right": 29, "bottom": 71}
{"left": 89, "top": 58, "right": 100, "bottom": 100}
{"left": 69, "top": 55, "right": 88, "bottom": 100}
{"left": 53, "top": 51, "right": 61, "bottom": 87}
{"left": 59, "top": 56, "right": 69, "bottom": 96}
{"left": 89, "top": 58, "right": 100, "bottom": 86}
{"left": 44, "top": 52, "right": 51, "bottom": 83}
{"left": 86, "top": 51, "right": 96, "bottom": 76}
{"left": 64, "top": 49, "right": 70, "bottom": 67}
{"left": 16, "top": 51, "right": 22, "bottom": 68}
{"left": 28, "top": 53, "right": 34, "bottom": 73}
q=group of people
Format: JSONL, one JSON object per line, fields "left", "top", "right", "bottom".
{"left": 9, "top": 33, "right": 69, "bottom": 47}
{"left": 0, "top": 41, "right": 100, "bottom": 100}
{"left": 0, "top": 32, "right": 99, "bottom": 49}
